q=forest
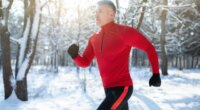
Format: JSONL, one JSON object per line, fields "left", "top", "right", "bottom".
{"left": 0, "top": 0, "right": 199, "bottom": 108}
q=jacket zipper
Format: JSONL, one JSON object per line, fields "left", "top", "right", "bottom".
{"left": 101, "top": 31, "right": 105, "bottom": 54}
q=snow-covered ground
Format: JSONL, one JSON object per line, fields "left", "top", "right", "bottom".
{"left": 0, "top": 66, "right": 200, "bottom": 110}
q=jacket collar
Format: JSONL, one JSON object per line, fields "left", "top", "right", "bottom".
{"left": 101, "top": 21, "right": 115, "bottom": 32}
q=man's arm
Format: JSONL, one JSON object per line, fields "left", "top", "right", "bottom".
{"left": 68, "top": 38, "right": 95, "bottom": 68}
{"left": 123, "top": 27, "right": 161, "bottom": 87}
{"left": 123, "top": 27, "right": 159, "bottom": 73}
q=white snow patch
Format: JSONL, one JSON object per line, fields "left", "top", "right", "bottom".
{"left": 0, "top": 67, "right": 200, "bottom": 110}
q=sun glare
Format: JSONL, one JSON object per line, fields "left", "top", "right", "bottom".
{"left": 62, "top": 0, "right": 96, "bottom": 8}
{"left": 60, "top": 0, "right": 96, "bottom": 21}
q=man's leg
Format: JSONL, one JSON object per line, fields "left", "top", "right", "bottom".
{"left": 97, "top": 86, "right": 133, "bottom": 110}
{"left": 97, "top": 99, "right": 129, "bottom": 110}
{"left": 97, "top": 95, "right": 114, "bottom": 110}
{"left": 121, "top": 102, "right": 128, "bottom": 110}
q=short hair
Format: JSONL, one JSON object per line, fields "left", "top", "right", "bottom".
{"left": 97, "top": 0, "right": 116, "bottom": 13}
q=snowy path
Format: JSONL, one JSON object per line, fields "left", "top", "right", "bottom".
{"left": 0, "top": 67, "right": 200, "bottom": 110}
{"left": 129, "top": 92, "right": 162, "bottom": 110}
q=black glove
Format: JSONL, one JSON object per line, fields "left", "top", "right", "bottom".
{"left": 149, "top": 74, "right": 161, "bottom": 87}
{"left": 68, "top": 44, "right": 79, "bottom": 59}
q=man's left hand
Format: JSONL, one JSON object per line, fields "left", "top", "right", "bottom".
{"left": 149, "top": 74, "right": 161, "bottom": 87}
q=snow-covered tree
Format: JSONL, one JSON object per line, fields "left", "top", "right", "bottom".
{"left": 123, "top": 0, "right": 200, "bottom": 71}
{"left": 0, "top": 0, "right": 43, "bottom": 101}
{"left": 14, "top": 0, "right": 41, "bottom": 101}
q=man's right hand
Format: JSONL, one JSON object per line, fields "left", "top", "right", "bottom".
{"left": 68, "top": 44, "right": 79, "bottom": 59}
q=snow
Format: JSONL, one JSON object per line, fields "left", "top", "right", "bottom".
{"left": 16, "top": 0, "right": 40, "bottom": 81}
{"left": 0, "top": 91, "right": 22, "bottom": 110}
{"left": 10, "top": 37, "right": 20, "bottom": 44}
{"left": 17, "top": 58, "right": 29, "bottom": 80}
{"left": 191, "top": 3, "right": 196, "bottom": 8}
{"left": 0, "top": 66, "right": 200, "bottom": 110}
{"left": 10, "top": 76, "right": 16, "bottom": 89}
{"left": 2, "top": 0, "right": 10, "bottom": 9}
{"left": 31, "top": 0, "right": 40, "bottom": 39}
{"left": 18, "top": 18, "right": 31, "bottom": 68}
{"left": 190, "top": 32, "right": 194, "bottom": 36}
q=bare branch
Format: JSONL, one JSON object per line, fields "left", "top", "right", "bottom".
{"left": 40, "top": 0, "right": 53, "bottom": 10}
{"left": 10, "top": 37, "right": 20, "bottom": 44}
{"left": 7, "top": 0, "right": 13, "bottom": 10}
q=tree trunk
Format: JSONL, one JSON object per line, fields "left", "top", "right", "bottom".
{"left": 195, "top": 57, "right": 199, "bottom": 68}
{"left": 0, "top": 54, "right": 2, "bottom": 70}
{"left": 178, "top": 55, "right": 183, "bottom": 70}
{"left": 60, "top": 51, "right": 65, "bottom": 66}
{"left": 15, "top": 0, "right": 41, "bottom": 101}
{"left": 171, "top": 56, "right": 173, "bottom": 67}
{"left": 175, "top": 55, "right": 178, "bottom": 68}
{"left": 15, "top": 44, "right": 20, "bottom": 77}
{"left": 171, "top": 56, "right": 174, "bottom": 67}
{"left": 160, "top": 0, "right": 168, "bottom": 75}
{"left": 191, "top": 55, "right": 194, "bottom": 68}
{"left": 142, "top": 53, "right": 145, "bottom": 66}
{"left": 130, "top": 0, "right": 147, "bottom": 68}
{"left": 134, "top": 50, "right": 138, "bottom": 66}
{"left": 0, "top": 0, "right": 14, "bottom": 99}
{"left": 183, "top": 55, "right": 187, "bottom": 68}
{"left": 115, "top": 0, "right": 120, "bottom": 23}
{"left": 136, "top": 0, "right": 147, "bottom": 30}
{"left": 186, "top": 55, "right": 190, "bottom": 68}
{"left": 54, "top": 49, "right": 58, "bottom": 73}
{"left": 15, "top": 78, "right": 28, "bottom": 101}
{"left": 0, "top": 26, "right": 14, "bottom": 99}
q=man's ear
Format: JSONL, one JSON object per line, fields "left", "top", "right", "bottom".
{"left": 111, "top": 12, "right": 114, "bottom": 16}
{"left": 110, "top": 12, "right": 115, "bottom": 19}
{"left": 109, "top": 10, "right": 115, "bottom": 17}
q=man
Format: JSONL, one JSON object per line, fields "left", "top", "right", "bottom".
{"left": 68, "top": 0, "right": 161, "bottom": 110}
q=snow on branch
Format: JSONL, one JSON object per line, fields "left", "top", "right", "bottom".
{"left": 128, "top": 3, "right": 196, "bottom": 9}
{"left": 2, "top": 0, "right": 10, "bottom": 9}
{"left": 16, "top": 50, "right": 33, "bottom": 81}
{"left": 2, "top": 0, "right": 13, "bottom": 9}
{"left": 16, "top": 55, "right": 30, "bottom": 81}
{"left": 162, "top": 8, "right": 183, "bottom": 24}
{"left": 151, "top": 4, "right": 196, "bottom": 10}
{"left": 17, "top": 0, "right": 41, "bottom": 81}
{"left": 18, "top": 17, "right": 31, "bottom": 67}
{"left": 40, "top": 0, "right": 53, "bottom": 9}
{"left": 31, "top": 0, "right": 40, "bottom": 39}
{"left": 10, "top": 36, "right": 20, "bottom": 44}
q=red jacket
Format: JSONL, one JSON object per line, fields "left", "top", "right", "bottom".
{"left": 73, "top": 21, "right": 159, "bottom": 88}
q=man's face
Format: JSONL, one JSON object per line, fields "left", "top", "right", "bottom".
{"left": 96, "top": 5, "right": 115, "bottom": 27}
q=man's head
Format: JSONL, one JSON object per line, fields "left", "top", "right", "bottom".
{"left": 96, "top": 0, "right": 116, "bottom": 27}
